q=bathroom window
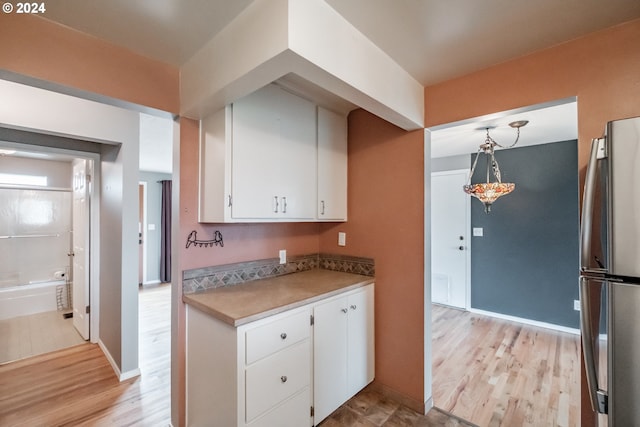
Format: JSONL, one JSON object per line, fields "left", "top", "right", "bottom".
{"left": 0, "top": 173, "right": 48, "bottom": 187}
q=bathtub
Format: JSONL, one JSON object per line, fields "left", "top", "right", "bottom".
{"left": 0, "top": 279, "right": 67, "bottom": 321}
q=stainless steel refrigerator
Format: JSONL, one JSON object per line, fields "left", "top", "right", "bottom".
{"left": 580, "top": 116, "right": 640, "bottom": 426}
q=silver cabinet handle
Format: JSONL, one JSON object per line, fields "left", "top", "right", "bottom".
{"left": 321, "top": 200, "right": 325, "bottom": 215}
{"left": 280, "top": 333, "right": 287, "bottom": 340}
{"left": 341, "top": 308, "right": 348, "bottom": 313}
{"left": 227, "top": 194, "right": 232, "bottom": 207}
{"left": 280, "top": 376, "right": 287, "bottom": 383}
{"left": 273, "top": 196, "right": 279, "bottom": 213}
{"left": 350, "top": 305, "right": 356, "bottom": 310}
{"left": 282, "top": 196, "right": 287, "bottom": 213}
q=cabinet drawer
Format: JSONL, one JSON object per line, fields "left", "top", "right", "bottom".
{"left": 247, "top": 387, "right": 310, "bottom": 427}
{"left": 246, "top": 309, "right": 310, "bottom": 364}
{"left": 245, "top": 340, "right": 311, "bottom": 422}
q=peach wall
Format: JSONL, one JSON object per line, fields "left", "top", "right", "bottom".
{"left": 425, "top": 18, "right": 640, "bottom": 172}
{"left": 319, "top": 109, "right": 425, "bottom": 407}
{"left": 424, "top": 18, "right": 640, "bottom": 427}
{"left": 0, "top": 14, "right": 179, "bottom": 113}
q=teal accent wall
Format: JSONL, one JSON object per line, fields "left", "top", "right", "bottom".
{"left": 470, "top": 140, "right": 580, "bottom": 328}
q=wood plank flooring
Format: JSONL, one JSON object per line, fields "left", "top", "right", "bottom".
{"left": 0, "top": 287, "right": 580, "bottom": 426}
{"left": 0, "top": 309, "right": 86, "bottom": 364}
{"left": 0, "top": 283, "right": 171, "bottom": 426}
{"left": 431, "top": 304, "right": 581, "bottom": 427}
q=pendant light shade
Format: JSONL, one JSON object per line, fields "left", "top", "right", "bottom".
{"left": 464, "top": 120, "right": 528, "bottom": 213}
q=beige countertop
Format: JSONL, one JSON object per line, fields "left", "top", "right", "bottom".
{"left": 182, "top": 269, "right": 374, "bottom": 326}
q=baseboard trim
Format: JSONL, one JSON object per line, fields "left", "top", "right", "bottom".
{"left": 97, "top": 339, "right": 141, "bottom": 382}
{"left": 369, "top": 381, "right": 426, "bottom": 414}
{"left": 424, "top": 396, "right": 433, "bottom": 412}
{"left": 468, "top": 308, "right": 580, "bottom": 335}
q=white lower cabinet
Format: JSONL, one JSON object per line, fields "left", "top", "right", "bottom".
{"left": 313, "top": 285, "right": 375, "bottom": 423}
{"left": 186, "top": 283, "right": 374, "bottom": 426}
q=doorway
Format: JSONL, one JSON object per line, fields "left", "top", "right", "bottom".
{"left": 138, "top": 182, "right": 147, "bottom": 285}
{"left": 427, "top": 98, "right": 580, "bottom": 425}
{"left": 0, "top": 145, "right": 97, "bottom": 362}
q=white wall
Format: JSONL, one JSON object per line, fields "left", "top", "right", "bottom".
{"left": 430, "top": 154, "right": 469, "bottom": 173}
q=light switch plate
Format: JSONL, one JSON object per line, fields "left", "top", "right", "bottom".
{"left": 338, "top": 232, "right": 346, "bottom": 246}
{"left": 473, "top": 227, "right": 483, "bottom": 237}
{"left": 279, "top": 249, "right": 286, "bottom": 264}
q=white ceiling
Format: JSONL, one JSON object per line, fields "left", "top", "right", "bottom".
{"left": 32, "top": 1, "right": 640, "bottom": 167}
{"left": 431, "top": 100, "right": 578, "bottom": 158}
{"left": 41, "top": 0, "right": 640, "bottom": 86}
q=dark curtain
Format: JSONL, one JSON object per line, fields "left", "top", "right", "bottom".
{"left": 160, "top": 180, "right": 172, "bottom": 282}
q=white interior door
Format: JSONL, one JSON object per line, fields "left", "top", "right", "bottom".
{"left": 72, "top": 159, "right": 90, "bottom": 340}
{"left": 431, "top": 170, "right": 470, "bottom": 309}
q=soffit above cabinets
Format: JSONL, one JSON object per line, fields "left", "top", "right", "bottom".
{"left": 179, "top": 0, "right": 424, "bottom": 131}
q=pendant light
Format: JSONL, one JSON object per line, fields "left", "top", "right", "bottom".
{"left": 463, "top": 120, "right": 528, "bottom": 213}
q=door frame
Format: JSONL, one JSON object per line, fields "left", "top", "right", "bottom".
{"left": 430, "top": 169, "right": 471, "bottom": 310}
{"left": 0, "top": 140, "right": 101, "bottom": 344}
{"left": 138, "top": 181, "right": 147, "bottom": 285}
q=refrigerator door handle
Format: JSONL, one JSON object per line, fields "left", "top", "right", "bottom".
{"left": 580, "top": 277, "right": 608, "bottom": 414}
{"left": 580, "top": 138, "right": 603, "bottom": 270}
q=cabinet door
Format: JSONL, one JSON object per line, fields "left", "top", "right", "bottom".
{"left": 231, "top": 84, "right": 316, "bottom": 220}
{"left": 199, "top": 107, "right": 233, "bottom": 222}
{"left": 317, "top": 107, "right": 347, "bottom": 221}
{"left": 313, "top": 295, "right": 349, "bottom": 422}
{"left": 346, "top": 285, "right": 375, "bottom": 396}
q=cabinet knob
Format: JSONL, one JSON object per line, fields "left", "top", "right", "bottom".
{"left": 459, "top": 246, "right": 464, "bottom": 251}
{"left": 341, "top": 308, "right": 348, "bottom": 313}
{"left": 280, "top": 376, "right": 288, "bottom": 383}
{"left": 280, "top": 333, "right": 287, "bottom": 340}
{"left": 350, "top": 305, "right": 357, "bottom": 310}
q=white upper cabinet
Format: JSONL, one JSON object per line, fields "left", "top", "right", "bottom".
{"left": 232, "top": 84, "right": 317, "bottom": 220}
{"left": 198, "top": 83, "right": 348, "bottom": 223}
{"left": 317, "top": 107, "right": 348, "bottom": 221}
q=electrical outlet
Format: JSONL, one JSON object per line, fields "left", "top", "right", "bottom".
{"left": 279, "top": 249, "right": 286, "bottom": 264}
{"left": 574, "top": 300, "right": 580, "bottom": 311}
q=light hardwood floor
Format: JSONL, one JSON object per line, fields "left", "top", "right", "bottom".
{"left": 432, "top": 304, "right": 581, "bottom": 427}
{"left": 0, "top": 309, "right": 86, "bottom": 364}
{"left": 0, "top": 283, "right": 171, "bottom": 426}
{"left": 0, "top": 287, "right": 580, "bottom": 426}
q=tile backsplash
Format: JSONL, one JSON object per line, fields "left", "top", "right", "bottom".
{"left": 183, "top": 253, "right": 374, "bottom": 294}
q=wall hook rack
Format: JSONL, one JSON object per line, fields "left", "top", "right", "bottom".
{"left": 186, "top": 230, "right": 224, "bottom": 249}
